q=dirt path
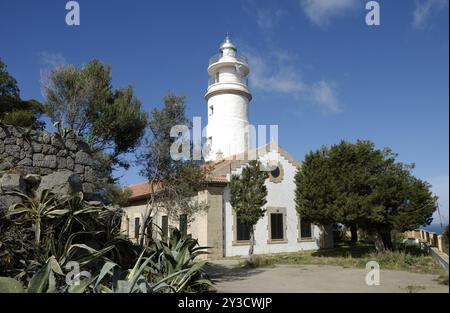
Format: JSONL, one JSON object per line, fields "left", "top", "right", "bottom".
{"left": 205, "top": 260, "right": 448, "bottom": 293}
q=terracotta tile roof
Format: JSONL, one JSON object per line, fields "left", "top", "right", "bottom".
{"left": 206, "top": 175, "right": 228, "bottom": 183}
{"left": 125, "top": 143, "right": 299, "bottom": 203}
{"left": 125, "top": 181, "right": 160, "bottom": 201}
{"left": 125, "top": 175, "right": 228, "bottom": 202}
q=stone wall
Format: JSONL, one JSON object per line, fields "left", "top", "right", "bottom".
{"left": 0, "top": 123, "right": 99, "bottom": 213}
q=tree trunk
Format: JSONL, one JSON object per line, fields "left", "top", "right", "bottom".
{"left": 374, "top": 235, "right": 385, "bottom": 253}
{"left": 350, "top": 224, "right": 358, "bottom": 243}
{"left": 248, "top": 228, "right": 255, "bottom": 264}
{"left": 379, "top": 229, "right": 393, "bottom": 250}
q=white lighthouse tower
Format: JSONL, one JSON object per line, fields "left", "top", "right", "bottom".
{"left": 205, "top": 35, "right": 252, "bottom": 161}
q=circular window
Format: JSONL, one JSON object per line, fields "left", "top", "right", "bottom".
{"left": 268, "top": 163, "right": 283, "bottom": 183}
{"left": 270, "top": 167, "right": 280, "bottom": 178}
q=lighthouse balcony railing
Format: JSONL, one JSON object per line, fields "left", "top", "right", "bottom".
{"left": 208, "top": 76, "right": 248, "bottom": 87}
{"left": 208, "top": 53, "right": 248, "bottom": 66}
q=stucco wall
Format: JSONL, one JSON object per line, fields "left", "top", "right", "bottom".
{"left": 206, "top": 93, "right": 250, "bottom": 160}
{"left": 121, "top": 192, "right": 210, "bottom": 253}
{"left": 223, "top": 150, "right": 321, "bottom": 257}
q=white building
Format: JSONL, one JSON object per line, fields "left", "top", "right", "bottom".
{"left": 122, "top": 36, "right": 333, "bottom": 258}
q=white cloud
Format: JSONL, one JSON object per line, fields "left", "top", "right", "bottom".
{"left": 428, "top": 175, "right": 449, "bottom": 224}
{"left": 412, "top": 0, "right": 448, "bottom": 29}
{"left": 38, "top": 51, "right": 66, "bottom": 68}
{"left": 311, "top": 80, "right": 340, "bottom": 113}
{"left": 255, "top": 8, "right": 287, "bottom": 31}
{"left": 243, "top": 47, "right": 340, "bottom": 113}
{"left": 300, "top": 0, "right": 358, "bottom": 27}
{"left": 38, "top": 52, "right": 67, "bottom": 98}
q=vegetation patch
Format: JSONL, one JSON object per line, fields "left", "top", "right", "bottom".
{"left": 230, "top": 242, "right": 448, "bottom": 277}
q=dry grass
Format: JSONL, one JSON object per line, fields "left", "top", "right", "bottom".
{"left": 232, "top": 242, "right": 448, "bottom": 280}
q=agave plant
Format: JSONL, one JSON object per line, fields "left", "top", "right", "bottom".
{"left": 7, "top": 189, "right": 69, "bottom": 247}
{"left": 148, "top": 228, "right": 213, "bottom": 292}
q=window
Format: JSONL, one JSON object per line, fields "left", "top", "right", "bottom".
{"left": 215, "top": 72, "right": 219, "bottom": 83}
{"left": 161, "top": 215, "right": 169, "bottom": 238}
{"left": 236, "top": 215, "right": 251, "bottom": 241}
{"left": 270, "top": 213, "right": 284, "bottom": 240}
{"left": 300, "top": 219, "right": 312, "bottom": 240}
{"left": 267, "top": 207, "right": 287, "bottom": 243}
{"left": 270, "top": 167, "right": 280, "bottom": 178}
{"left": 268, "top": 163, "right": 284, "bottom": 183}
{"left": 209, "top": 105, "right": 214, "bottom": 116}
{"left": 134, "top": 217, "right": 140, "bottom": 240}
{"left": 179, "top": 214, "right": 188, "bottom": 236}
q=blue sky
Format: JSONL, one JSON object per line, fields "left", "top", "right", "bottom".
{"left": 1, "top": 0, "right": 448, "bottom": 225}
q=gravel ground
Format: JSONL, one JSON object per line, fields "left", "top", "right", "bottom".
{"left": 205, "top": 260, "right": 449, "bottom": 293}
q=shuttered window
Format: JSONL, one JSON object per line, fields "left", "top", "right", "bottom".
{"left": 270, "top": 213, "right": 284, "bottom": 240}
{"left": 300, "top": 219, "right": 312, "bottom": 239}
{"left": 236, "top": 215, "right": 251, "bottom": 241}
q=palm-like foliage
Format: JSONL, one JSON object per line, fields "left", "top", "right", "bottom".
{"left": 7, "top": 189, "right": 69, "bottom": 247}
{"left": 1, "top": 189, "right": 212, "bottom": 293}
{"left": 148, "top": 228, "right": 213, "bottom": 292}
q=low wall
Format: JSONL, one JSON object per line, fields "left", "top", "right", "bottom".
{"left": 0, "top": 123, "right": 99, "bottom": 212}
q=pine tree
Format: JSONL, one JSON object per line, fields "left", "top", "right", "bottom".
{"left": 230, "top": 160, "right": 268, "bottom": 264}
{"left": 295, "top": 140, "right": 437, "bottom": 250}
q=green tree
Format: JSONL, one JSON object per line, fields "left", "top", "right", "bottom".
{"left": 230, "top": 160, "right": 268, "bottom": 264}
{"left": 138, "top": 94, "right": 209, "bottom": 245}
{"left": 43, "top": 60, "right": 148, "bottom": 164}
{"left": 295, "top": 140, "right": 437, "bottom": 250}
{"left": 42, "top": 60, "right": 148, "bottom": 203}
{"left": 367, "top": 160, "right": 436, "bottom": 249}
{"left": 0, "top": 58, "right": 44, "bottom": 129}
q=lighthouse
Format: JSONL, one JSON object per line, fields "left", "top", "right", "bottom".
{"left": 205, "top": 35, "right": 252, "bottom": 161}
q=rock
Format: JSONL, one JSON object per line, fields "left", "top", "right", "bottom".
{"left": 38, "top": 168, "right": 53, "bottom": 176}
{"left": 10, "top": 127, "right": 23, "bottom": 138}
{"left": 42, "top": 132, "right": 51, "bottom": 144}
{"left": 5, "top": 145, "right": 21, "bottom": 159}
{"left": 0, "top": 127, "right": 7, "bottom": 139}
{"left": 16, "top": 138, "right": 23, "bottom": 146}
{"left": 0, "top": 173, "right": 26, "bottom": 193}
{"left": 23, "top": 141, "right": 32, "bottom": 153}
{"left": 74, "top": 164, "right": 84, "bottom": 174}
{"left": 32, "top": 153, "right": 45, "bottom": 167}
{"left": 32, "top": 142, "right": 42, "bottom": 153}
{"left": 18, "top": 158, "right": 33, "bottom": 166}
{"left": 66, "top": 157, "right": 75, "bottom": 170}
{"left": 3, "top": 137, "right": 16, "bottom": 145}
{"left": 0, "top": 195, "right": 22, "bottom": 212}
{"left": 56, "top": 149, "right": 68, "bottom": 157}
{"left": 65, "top": 139, "right": 78, "bottom": 152}
{"left": 84, "top": 167, "right": 97, "bottom": 183}
{"left": 0, "top": 159, "right": 13, "bottom": 171}
{"left": 43, "top": 155, "right": 57, "bottom": 169}
{"left": 75, "top": 151, "right": 92, "bottom": 166}
{"left": 57, "top": 157, "right": 67, "bottom": 169}
{"left": 36, "top": 171, "right": 82, "bottom": 197}
{"left": 24, "top": 174, "right": 41, "bottom": 187}
{"left": 51, "top": 135, "right": 65, "bottom": 149}
{"left": 42, "top": 144, "right": 57, "bottom": 155}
